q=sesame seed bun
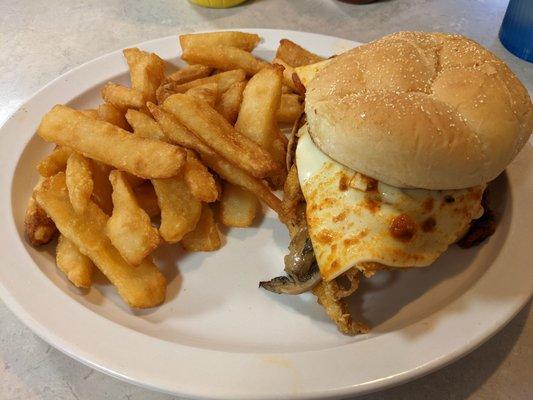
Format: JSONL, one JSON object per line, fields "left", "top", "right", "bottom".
{"left": 305, "top": 31, "right": 533, "bottom": 189}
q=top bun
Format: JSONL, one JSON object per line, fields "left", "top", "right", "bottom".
{"left": 305, "top": 31, "right": 532, "bottom": 189}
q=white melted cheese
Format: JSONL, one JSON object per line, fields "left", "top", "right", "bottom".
{"left": 296, "top": 126, "right": 485, "bottom": 281}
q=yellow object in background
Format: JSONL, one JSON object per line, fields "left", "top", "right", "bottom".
{"left": 189, "top": 0, "right": 247, "bottom": 8}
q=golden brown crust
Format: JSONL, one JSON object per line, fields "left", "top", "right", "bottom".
{"left": 306, "top": 32, "right": 533, "bottom": 189}
{"left": 332, "top": 268, "right": 360, "bottom": 300}
{"left": 25, "top": 178, "right": 58, "bottom": 246}
{"left": 280, "top": 164, "right": 306, "bottom": 237}
{"left": 276, "top": 39, "right": 324, "bottom": 67}
{"left": 312, "top": 279, "right": 368, "bottom": 335}
{"left": 25, "top": 197, "right": 57, "bottom": 246}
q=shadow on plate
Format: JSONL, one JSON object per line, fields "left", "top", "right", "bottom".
{"left": 358, "top": 302, "right": 530, "bottom": 400}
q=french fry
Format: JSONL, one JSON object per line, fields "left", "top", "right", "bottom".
{"left": 276, "top": 39, "right": 324, "bottom": 67}
{"left": 133, "top": 182, "right": 160, "bottom": 218}
{"left": 152, "top": 175, "right": 202, "bottom": 243}
{"left": 56, "top": 234, "right": 93, "bottom": 289}
{"left": 25, "top": 178, "right": 57, "bottom": 246}
{"left": 294, "top": 59, "right": 332, "bottom": 88}
{"left": 163, "top": 64, "right": 213, "bottom": 85}
{"left": 106, "top": 170, "right": 161, "bottom": 266}
{"left": 65, "top": 152, "right": 93, "bottom": 213}
{"left": 35, "top": 173, "right": 166, "bottom": 308}
{"left": 125, "top": 109, "right": 167, "bottom": 141}
{"left": 181, "top": 204, "right": 222, "bottom": 252}
{"left": 277, "top": 94, "right": 304, "bottom": 123}
{"left": 235, "top": 67, "right": 282, "bottom": 148}
{"left": 156, "top": 84, "right": 177, "bottom": 105}
{"left": 123, "top": 48, "right": 166, "bottom": 103}
{"left": 80, "top": 109, "right": 99, "bottom": 119}
{"left": 180, "top": 31, "right": 260, "bottom": 52}
{"left": 216, "top": 81, "right": 246, "bottom": 124}
{"left": 157, "top": 69, "right": 245, "bottom": 104}
{"left": 267, "top": 129, "right": 288, "bottom": 190}
{"left": 272, "top": 58, "right": 300, "bottom": 93}
{"left": 220, "top": 182, "right": 259, "bottom": 227}
{"left": 183, "top": 150, "right": 219, "bottom": 203}
{"left": 177, "top": 69, "right": 246, "bottom": 93}
{"left": 148, "top": 103, "right": 204, "bottom": 152}
{"left": 101, "top": 82, "right": 146, "bottom": 109}
{"left": 281, "top": 164, "right": 306, "bottom": 236}
{"left": 200, "top": 151, "right": 283, "bottom": 215}
{"left": 181, "top": 45, "right": 268, "bottom": 76}
{"left": 90, "top": 161, "right": 113, "bottom": 215}
{"left": 97, "top": 103, "right": 130, "bottom": 130}
{"left": 37, "top": 105, "right": 186, "bottom": 179}
{"left": 235, "top": 67, "right": 286, "bottom": 188}
{"left": 37, "top": 146, "right": 73, "bottom": 177}
{"left": 25, "top": 197, "right": 56, "bottom": 246}
{"left": 186, "top": 83, "right": 218, "bottom": 108}
{"left": 163, "top": 94, "right": 279, "bottom": 178}
{"left": 149, "top": 103, "right": 282, "bottom": 214}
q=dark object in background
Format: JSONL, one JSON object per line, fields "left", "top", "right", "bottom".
{"left": 499, "top": 0, "right": 533, "bottom": 62}
{"left": 338, "top": 0, "right": 377, "bottom": 3}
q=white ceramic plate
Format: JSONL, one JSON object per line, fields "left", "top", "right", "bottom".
{"left": 0, "top": 29, "right": 531, "bottom": 399}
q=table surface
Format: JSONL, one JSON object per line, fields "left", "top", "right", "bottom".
{"left": 1, "top": 0, "right": 531, "bottom": 399}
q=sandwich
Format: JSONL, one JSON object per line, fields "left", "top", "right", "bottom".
{"left": 260, "top": 32, "right": 533, "bottom": 334}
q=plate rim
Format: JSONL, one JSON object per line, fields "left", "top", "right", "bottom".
{"left": 0, "top": 28, "right": 531, "bottom": 400}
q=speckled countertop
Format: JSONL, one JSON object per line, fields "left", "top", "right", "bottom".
{"left": 1, "top": 1, "right": 531, "bottom": 399}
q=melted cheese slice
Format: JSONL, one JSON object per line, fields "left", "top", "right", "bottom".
{"left": 296, "top": 126, "right": 485, "bottom": 281}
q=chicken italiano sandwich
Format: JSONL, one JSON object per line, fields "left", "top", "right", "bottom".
{"left": 261, "top": 32, "right": 533, "bottom": 334}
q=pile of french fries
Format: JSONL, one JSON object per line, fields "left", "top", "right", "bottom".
{"left": 25, "top": 31, "right": 324, "bottom": 309}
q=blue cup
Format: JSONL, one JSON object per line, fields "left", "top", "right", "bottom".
{"left": 499, "top": 0, "right": 533, "bottom": 62}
